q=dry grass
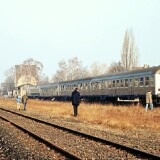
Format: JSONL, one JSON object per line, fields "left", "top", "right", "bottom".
{"left": 0, "top": 98, "right": 160, "bottom": 132}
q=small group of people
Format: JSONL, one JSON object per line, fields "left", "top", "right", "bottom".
{"left": 16, "top": 94, "right": 28, "bottom": 111}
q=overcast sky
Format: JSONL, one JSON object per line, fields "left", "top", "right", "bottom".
{"left": 0, "top": 0, "right": 160, "bottom": 83}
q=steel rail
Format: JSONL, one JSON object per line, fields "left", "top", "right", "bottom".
{"left": 0, "top": 107, "right": 160, "bottom": 160}
{"left": 0, "top": 114, "right": 81, "bottom": 160}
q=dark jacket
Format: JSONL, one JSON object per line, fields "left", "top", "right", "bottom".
{"left": 22, "top": 95, "right": 28, "bottom": 103}
{"left": 71, "top": 89, "right": 80, "bottom": 106}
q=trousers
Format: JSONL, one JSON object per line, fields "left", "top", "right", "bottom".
{"left": 23, "top": 103, "right": 27, "bottom": 110}
{"left": 146, "top": 103, "right": 153, "bottom": 111}
{"left": 73, "top": 105, "right": 78, "bottom": 116}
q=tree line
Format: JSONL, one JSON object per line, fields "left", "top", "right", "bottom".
{"left": 1, "top": 29, "right": 139, "bottom": 93}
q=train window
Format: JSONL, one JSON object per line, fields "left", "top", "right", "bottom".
{"left": 99, "top": 82, "right": 102, "bottom": 89}
{"left": 150, "top": 77, "right": 154, "bottom": 86}
{"left": 145, "top": 77, "right": 149, "bottom": 86}
{"left": 80, "top": 83, "right": 83, "bottom": 90}
{"left": 116, "top": 80, "right": 120, "bottom": 88}
{"left": 92, "top": 83, "right": 96, "bottom": 90}
{"left": 95, "top": 82, "right": 100, "bottom": 89}
{"left": 91, "top": 82, "right": 98, "bottom": 90}
{"left": 129, "top": 79, "right": 132, "bottom": 87}
{"left": 84, "top": 83, "right": 86, "bottom": 89}
{"left": 120, "top": 79, "right": 124, "bottom": 88}
{"left": 108, "top": 80, "right": 112, "bottom": 88}
{"left": 139, "top": 77, "right": 144, "bottom": 87}
{"left": 105, "top": 81, "right": 108, "bottom": 88}
{"left": 80, "top": 84, "right": 83, "bottom": 90}
{"left": 84, "top": 83, "right": 87, "bottom": 90}
{"left": 134, "top": 78, "right": 139, "bottom": 87}
{"left": 91, "top": 83, "right": 94, "bottom": 90}
{"left": 124, "top": 79, "right": 128, "bottom": 87}
{"left": 112, "top": 80, "right": 115, "bottom": 88}
{"left": 101, "top": 81, "right": 106, "bottom": 89}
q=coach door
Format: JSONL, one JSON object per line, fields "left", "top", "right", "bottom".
{"left": 132, "top": 77, "right": 139, "bottom": 95}
{"left": 124, "top": 78, "right": 133, "bottom": 96}
{"left": 129, "top": 78, "right": 133, "bottom": 96}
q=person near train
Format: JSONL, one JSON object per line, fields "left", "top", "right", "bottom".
{"left": 71, "top": 87, "right": 81, "bottom": 117}
{"left": 16, "top": 95, "right": 21, "bottom": 110}
{"left": 145, "top": 90, "right": 153, "bottom": 111}
{"left": 22, "top": 94, "right": 28, "bottom": 111}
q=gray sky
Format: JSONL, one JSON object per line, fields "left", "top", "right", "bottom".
{"left": 0, "top": 0, "right": 160, "bottom": 83}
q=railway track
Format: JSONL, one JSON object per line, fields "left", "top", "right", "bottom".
{"left": 0, "top": 107, "right": 159, "bottom": 160}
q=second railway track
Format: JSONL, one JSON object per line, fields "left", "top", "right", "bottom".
{"left": 0, "top": 107, "right": 160, "bottom": 159}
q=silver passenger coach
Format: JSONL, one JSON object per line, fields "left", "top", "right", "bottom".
{"left": 27, "top": 65, "right": 160, "bottom": 105}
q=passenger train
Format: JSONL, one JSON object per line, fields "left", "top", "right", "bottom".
{"left": 26, "top": 65, "right": 160, "bottom": 105}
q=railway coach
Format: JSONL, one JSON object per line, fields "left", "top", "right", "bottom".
{"left": 89, "top": 66, "right": 160, "bottom": 104}
{"left": 37, "top": 77, "right": 93, "bottom": 101}
{"left": 27, "top": 65, "right": 160, "bottom": 105}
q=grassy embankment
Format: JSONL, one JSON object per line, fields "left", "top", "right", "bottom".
{"left": 0, "top": 98, "right": 160, "bottom": 132}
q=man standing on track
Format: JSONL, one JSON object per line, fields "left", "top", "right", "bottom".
{"left": 71, "top": 87, "right": 81, "bottom": 117}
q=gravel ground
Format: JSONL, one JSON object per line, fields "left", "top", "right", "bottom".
{"left": 0, "top": 106, "right": 159, "bottom": 159}
{"left": 0, "top": 110, "right": 142, "bottom": 159}
{"left": 30, "top": 113, "right": 160, "bottom": 156}
{"left": 0, "top": 119, "right": 67, "bottom": 160}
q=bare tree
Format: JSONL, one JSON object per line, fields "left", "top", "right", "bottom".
{"left": 121, "top": 29, "right": 139, "bottom": 71}
{"left": 4, "top": 67, "right": 14, "bottom": 84}
{"left": 2, "top": 58, "right": 44, "bottom": 89}
{"left": 38, "top": 74, "right": 49, "bottom": 85}
{"left": 107, "top": 61, "right": 123, "bottom": 73}
{"left": 23, "top": 58, "right": 43, "bottom": 81}
{"left": 51, "top": 57, "right": 89, "bottom": 82}
{"left": 89, "top": 62, "right": 108, "bottom": 76}
{"left": 2, "top": 67, "right": 15, "bottom": 92}
{"left": 67, "top": 57, "right": 88, "bottom": 80}
{"left": 51, "top": 59, "right": 68, "bottom": 82}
